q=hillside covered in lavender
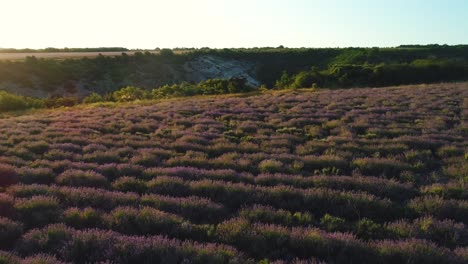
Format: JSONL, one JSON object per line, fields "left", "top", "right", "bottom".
{"left": 0, "top": 82, "right": 466, "bottom": 263}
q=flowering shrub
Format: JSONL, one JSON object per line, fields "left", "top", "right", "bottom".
{"left": 63, "top": 207, "right": 103, "bottom": 229}
{"left": 55, "top": 187, "right": 139, "bottom": 210}
{"left": 408, "top": 196, "right": 468, "bottom": 224}
{"left": 352, "top": 158, "right": 410, "bottom": 178}
{"left": 17, "top": 225, "right": 243, "bottom": 263}
{"left": 387, "top": 217, "right": 467, "bottom": 248}
{"left": 421, "top": 182, "right": 467, "bottom": 200}
{"left": 56, "top": 170, "right": 109, "bottom": 188}
{"left": 239, "top": 205, "right": 314, "bottom": 226}
{"left": 258, "top": 159, "right": 284, "bottom": 173}
{"left": 112, "top": 176, "right": 147, "bottom": 193}
{"left": 96, "top": 163, "right": 144, "bottom": 180}
{"left": 104, "top": 206, "right": 206, "bottom": 240}
{"left": 146, "top": 176, "right": 189, "bottom": 196}
{"left": 375, "top": 239, "right": 458, "bottom": 264}
{"left": 141, "top": 194, "right": 227, "bottom": 223}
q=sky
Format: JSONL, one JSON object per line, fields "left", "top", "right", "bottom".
{"left": 1, "top": 0, "right": 467, "bottom": 49}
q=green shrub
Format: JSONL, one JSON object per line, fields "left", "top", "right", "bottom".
{"left": 352, "top": 158, "right": 410, "bottom": 178}
{"left": 83, "top": 92, "right": 103, "bottom": 103}
{"left": 0, "top": 91, "right": 43, "bottom": 112}
{"left": 112, "top": 86, "right": 150, "bottom": 102}
{"left": 354, "top": 218, "right": 383, "bottom": 240}
{"left": 64, "top": 207, "right": 102, "bottom": 229}
{"left": 44, "top": 96, "right": 79, "bottom": 108}
{"left": 112, "top": 177, "right": 147, "bottom": 193}
{"left": 56, "top": 170, "right": 109, "bottom": 189}
{"left": 258, "top": 159, "right": 284, "bottom": 173}
{"left": 105, "top": 206, "right": 188, "bottom": 237}
{"left": 437, "top": 145, "right": 463, "bottom": 158}
{"left": 146, "top": 177, "right": 189, "bottom": 195}
{"left": 239, "top": 205, "right": 314, "bottom": 226}
{"left": 320, "top": 214, "right": 347, "bottom": 232}
{"left": 25, "top": 141, "right": 49, "bottom": 155}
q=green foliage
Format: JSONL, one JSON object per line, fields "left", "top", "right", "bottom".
{"left": 258, "top": 159, "right": 284, "bottom": 173}
{"left": 354, "top": 218, "right": 383, "bottom": 240}
{"left": 274, "top": 71, "right": 292, "bottom": 89}
{"left": 277, "top": 59, "right": 468, "bottom": 89}
{"left": 152, "top": 78, "right": 254, "bottom": 98}
{"left": 64, "top": 207, "right": 102, "bottom": 229}
{"left": 112, "top": 177, "right": 147, "bottom": 193}
{"left": 112, "top": 86, "right": 151, "bottom": 102}
{"left": 44, "top": 96, "right": 80, "bottom": 108}
{"left": 320, "top": 214, "right": 346, "bottom": 232}
{"left": 83, "top": 92, "right": 103, "bottom": 103}
{"left": 0, "top": 91, "right": 43, "bottom": 112}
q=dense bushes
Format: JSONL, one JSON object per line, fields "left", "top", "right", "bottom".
{"left": 112, "top": 176, "right": 147, "bottom": 193}
{"left": 275, "top": 59, "right": 468, "bottom": 89}
{"left": 375, "top": 239, "right": 459, "bottom": 264}
{"left": 408, "top": 196, "right": 468, "bottom": 224}
{"left": 141, "top": 194, "right": 227, "bottom": 224}
{"left": 105, "top": 206, "right": 207, "bottom": 240}
{"left": 63, "top": 207, "right": 103, "bottom": 229}
{"left": 7, "top": 185, "right": 139, "bottom": 210}
{"left": 216, "top": 218, "right": 372, "bottom": 261}
{"left": 112, "top": 86, "right": 151, "bottom": 102}
{"left": 387, "top": 217, "right": 467, "bottom": 248}
{"left": 215, "top": 218, "right": 465, "bottom": 263}
{"left": 56, "top": 170, "right": 109, "bottom": 188}
{"left": 186, "top": 180, "right": 401, "bottom": 221}
{"left": 17, "top": 224, "right": 243, "bottom": 263}
{"left": 239, "top": 205, "right": 314, "bottom": 226}
{"left": 352, "top": 158, "right": 410, "bottom": 178}
{"left": 255, "top": 174, "right": 417, "bottom": 201}
{"left": 0, "top": 91, "right": 43, "bottom": 112}
{"left": 0, "top": 79, "right": 254, "bottom": 113}
{"left": 421, "top": 182, "right": 467, "bottom": 200}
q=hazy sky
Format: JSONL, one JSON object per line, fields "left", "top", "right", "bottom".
{"left": 1, "top": 0, "right": 467, "bottom": 49}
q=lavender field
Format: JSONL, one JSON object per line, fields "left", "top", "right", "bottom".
{"left": 0, "top": 83, "right": 467, "bottom": 263}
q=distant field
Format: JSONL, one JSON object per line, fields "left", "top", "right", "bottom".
{"left": 0, "top": 50, "right": 187, "bottom": 60}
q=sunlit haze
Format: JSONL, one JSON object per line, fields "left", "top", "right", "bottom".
{"left": 1, "top": 0, "right": 467, "bottom": 49}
